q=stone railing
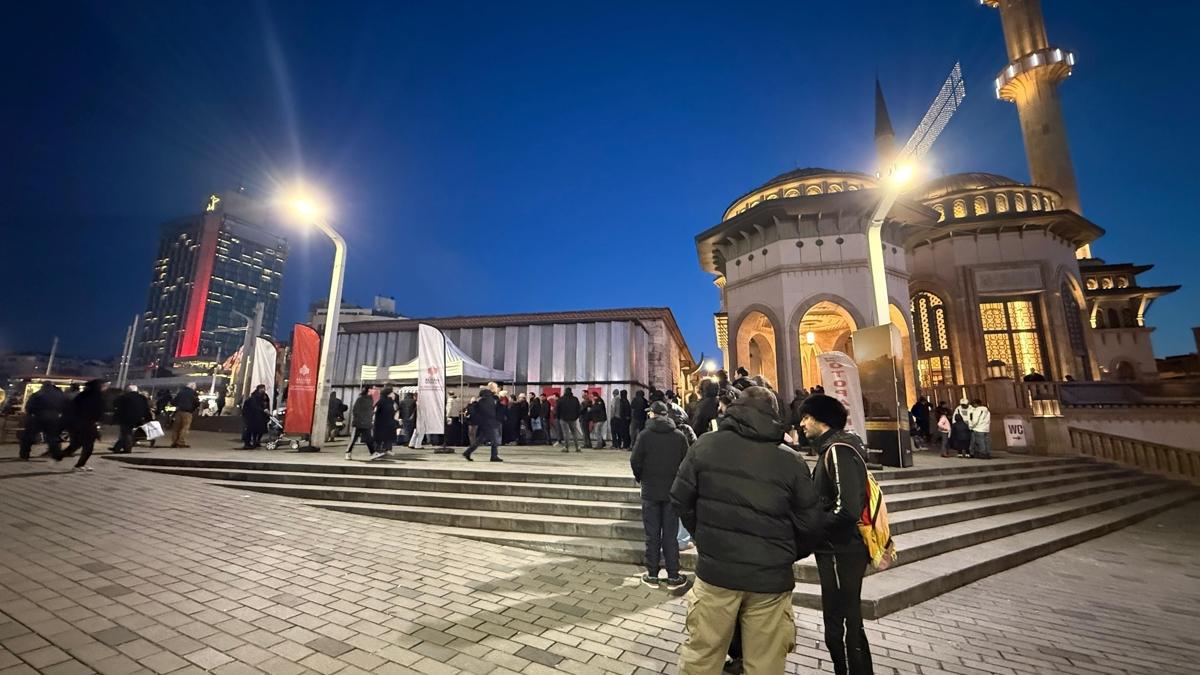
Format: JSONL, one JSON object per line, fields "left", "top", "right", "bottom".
{"left": 920, "top": 381, "right": 1062, "bottom": 418}
{"left": 1068, "top": 426, "right": 1199, "bottom": 485}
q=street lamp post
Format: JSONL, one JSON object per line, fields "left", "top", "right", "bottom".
{"left": 300, "top": 212, "right": 346, "bottom": 450}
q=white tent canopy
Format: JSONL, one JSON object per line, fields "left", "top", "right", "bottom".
{"left": 359, "top": 335, "right": 513, "bottom": 384}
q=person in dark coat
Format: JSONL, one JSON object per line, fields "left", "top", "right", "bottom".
{"left": 326, "top": 392, "right": 347, "bottom": 442}
{"left": 528, "top": 394, "right": 544, "bottom": 443}
{"left": 671, "top": 386, "right": 822, "bottom": 674}
{"left": 111, "top": 385, "right": 152, "bottom": 454}
{"left": 346, "top": 386, "right": 376, "bottom": 458}
{"left": 579, "top": 393, "right": 593, "bottom": 448}
{"left": 513, "top": 394, "right": 530, "bottom": 445}
{"left": 909, "top": 396, "right": 932, "bottom": 443}
{"left": 463, "top": 384, "right": 502, "bottom": 461}
{"left": 589, "top": 394, "right": 607, "bottom": 448}
{"left": 631, "top": 401, "right": 690, "bottom": 589}
{"left": 61, "top": 379, "right": 109, "bottom": 471}
{"left": 555, "top": 388, "right": 583, "bottom": 452}
{"left": 730, "top": 366, "right": 755, "bottom": 391}
{"left": 373, "top": 387, "right": 399, "bottom": 456}
{"left": 949, "top": 398, "right": 973, "bottom": 458}
{"left": 18, "top": 381, "right": 68, "bottom": 460}
{"left": 629, "top": 390, "right": 648, "bottom": 447}
{"left": 170, "top": 383, "right": 200, "bottom": 448}
{"left": 397, "top": 393, "right": 416, "bottom": 445}
{"left": 240, "top": 385, "right": 270, "bottom": 448}
{"left": 617, "top": 390, "right": 632, "bottom": 449}
{"left": 799, "top": 394, "right": 873, "bottom": 675}
{"left": 690, "top": 380, "right": 721, "bottom": 437}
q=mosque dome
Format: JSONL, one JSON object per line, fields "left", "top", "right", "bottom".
{"left": 722, "top": 167, "right": 877, "bottom": 222}
{"left": 910, "top": 172, "right": 1023, "bottom": 201}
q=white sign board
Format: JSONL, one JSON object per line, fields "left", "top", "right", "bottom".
{"left": 817, "top": 351, "right": 867, "bottom": 441}
{"left": 1004, "top": 416, "right": 1028, "bottom": 448}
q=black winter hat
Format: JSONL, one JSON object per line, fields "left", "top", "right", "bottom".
{"left": 797, "top": 394, "right": 848, "bottom": 430}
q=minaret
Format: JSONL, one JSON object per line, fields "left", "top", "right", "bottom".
{"left": 984, "top": 0, "right": 1089, "bottom": 258}
{"left": 874, "top": 79, "right": 897, "bottom": 170}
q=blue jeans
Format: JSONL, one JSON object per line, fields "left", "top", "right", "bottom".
{"left": 678, "top": 525, "right": 693, "bottom": 547}
{"left": 970, "top": 431, "right": 991, "bottom": 458}
{"left": 642, "top": 499, "right": 680, "bottom": 577}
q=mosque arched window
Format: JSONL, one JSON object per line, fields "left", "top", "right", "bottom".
{"left": 1044, "top": 196, "right": 1054, "bottom": 210}
{"left": 784, "top": 188, "right": 800, "bottom": 198}
{"left": 1014, "top": 193, "right": 1027, "bottom": 212}
{"left": 1101, "top": 277, "right": 1113, "bottom": 289}
{"left": 910, "top": 291, "right": 955, "bottom": 387}
{"left": 766, "top": 194, "right": 778, "bottom": 200}
{"left": 750, "top": 199, "right": 761, "bottom": 208}
{"left": 974, "top": 196, "right": 989, "bottom": 216}
{"left": 847, "top": 184, "right": 859, "bottom": 191}
{"left": 1116, "top": 277, "right": 1129, "bottom": 289}
{"left": 1085, "top": 278, "right": 1098, "bottom": 290}
{"left": 933, "top": 204, "right": 945, "bottom": 222}
{"left": 996, "top": 194, "right": 1009, "bottom": 213}
{"left": 805, "top": 185, "right": 822, "bottom": 196}
{"left": 952, "top": 199, "right": 967, "bottom": 218}
{"left": 1031, "top": 194, "right": 1042, "bottom": 211}
{"left": 828, "top": 184, "right": 843, "bottom": 193}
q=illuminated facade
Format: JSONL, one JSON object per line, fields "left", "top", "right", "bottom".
{"left": 135, "top": 190, "right": 287, "bottom": 370}
{"left": 696, "top": 1, "right": 1180, "bottom": 392}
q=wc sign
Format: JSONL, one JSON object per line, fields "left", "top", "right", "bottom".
{"left": 1004, "top": 416, "right": 1028, "bottom": 448}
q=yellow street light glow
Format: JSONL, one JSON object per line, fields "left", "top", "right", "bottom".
{"left": 889, "top": 163, "right": 915, "bottom": 187}
{"left": 703, "top": 360, "right": 717, "bottom": 374}
{"left": 806, "top": 331, "right": 816, "bottom": 345}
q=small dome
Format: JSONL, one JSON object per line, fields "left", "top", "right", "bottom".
{"left": 752, "top": 167, "right": 873, "bottom": 193}
{"left": 910, "top": 172, "right": 1023, "bottom": 201}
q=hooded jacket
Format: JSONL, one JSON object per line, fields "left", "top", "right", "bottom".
{"left": 473, "top": 389, "right": 499, "bottom": 430}
{"left": 630, "top": 392, "right": 648, "bottom": 423}
{"left": 630, "top": 416, "right": 689, "bottom": 501}
{"left": 113, "top": 390, "right": 151, "bottom": 427}
{"left": 670, "top": 396, "right": 823, "bottom": 593}
{"left": 589, "top": 397, "right": 607, "bottom": 422}
{"left": 556, "top": 392, "right": 581, "bottom": 422}
{"left": 352, "top": 393, "right": 375, "bottom": 429}
{"left": 811, "top": 429, "right": 869, "bottom": 554}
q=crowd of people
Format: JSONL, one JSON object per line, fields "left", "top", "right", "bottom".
{"left": 624, "top": 366, "right": 877, "bottom": 674}
{"left": 909, "top": 396, "right": 993, "bottom": 459}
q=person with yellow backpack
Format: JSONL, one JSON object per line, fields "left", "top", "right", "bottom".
{"left": 800, "top": 394, "right": 879, "bottom": 675}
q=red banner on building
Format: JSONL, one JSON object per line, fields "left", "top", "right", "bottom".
{"left": 284, "top": 324, "right": 321, "bottom": 435}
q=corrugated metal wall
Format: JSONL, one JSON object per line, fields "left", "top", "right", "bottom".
{"left": 332, "top": 321, "right": 656, "bottom": 390}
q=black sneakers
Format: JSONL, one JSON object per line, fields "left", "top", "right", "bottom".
{"left": 666, "top": 574, "right": 692, "bottom": 595}
{"left": 640, "top": 573, "right": 660, "bottom": 588}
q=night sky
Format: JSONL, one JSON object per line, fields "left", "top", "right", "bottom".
{"left": 3, "top": 1, "right": 1197, "bottom": 362}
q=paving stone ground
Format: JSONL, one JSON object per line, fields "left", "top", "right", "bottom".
{"left": 1, "top": 436, "right": 1198, "bottom": 674}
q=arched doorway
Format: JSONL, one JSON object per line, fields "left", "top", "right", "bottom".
{"left": 890, "top": 304, "right": 917, "bottom": 407}
{"left": 735, "top": 310, "right": 779, "bottom": 385}
{"left": 1114, "top": 360, "right": 1136, "bottom": 381}
{"left": 798, "top": 301, "right": 858, "bottom": 389}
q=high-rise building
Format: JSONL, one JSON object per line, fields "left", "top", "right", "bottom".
{"left": 135, "top": 189, "right": 288, "bottom": 371}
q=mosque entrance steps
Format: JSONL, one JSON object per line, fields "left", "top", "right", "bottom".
{"left": 107, "top": 454, "right": 1196, "bottom": 618}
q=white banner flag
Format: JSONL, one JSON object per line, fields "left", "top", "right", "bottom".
{"left": 416, "top": 323, "right": 447, "bottom": 435}
{"left": 817, "top": 351, "right": 867, "bottom": 440}
{"left": 251, "top": 338, "right": 277, "bottom": 402}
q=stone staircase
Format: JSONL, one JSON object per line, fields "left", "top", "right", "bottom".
{"left": 106, "top": 454, "right": 1196, "bottom": 618}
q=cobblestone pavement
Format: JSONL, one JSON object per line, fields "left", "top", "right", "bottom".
{"left": 1, "top": 443, "right": 1198, "bottom": 674}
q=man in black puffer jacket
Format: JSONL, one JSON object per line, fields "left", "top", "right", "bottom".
{"left": 670, "top": 386, "right": 822, "bottom": 674}
{"left": 463, "top": 385, "right": 502, "bottom": 462}
{"left": 630, "top": 401, "right": 690, "bottom": 590}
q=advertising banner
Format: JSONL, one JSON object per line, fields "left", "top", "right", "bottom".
{"left": 284, "top": 324, "right": 320, "bottom": 435}
{"left": 851, "top": 323, "right": 913, "bottom": 467}
{"left": 251, "top": 338, "right": 277, "bottom": 403}
{"left": 816, "top": 351, "right": 868, "bottom": 440}
{"left": 416, "top": 323, "right": 447, "bottom": 436}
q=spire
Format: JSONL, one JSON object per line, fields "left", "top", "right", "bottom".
{"left": 874, "top": 79, "right": 896, "bottom": 169}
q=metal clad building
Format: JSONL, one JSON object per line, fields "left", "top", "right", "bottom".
{"left": 324, "top": 307, "right": 694, "bottom": 400}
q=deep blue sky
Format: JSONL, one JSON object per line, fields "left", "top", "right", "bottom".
{"left": 2, "top": 1, "right": 1197, "bottom": 361}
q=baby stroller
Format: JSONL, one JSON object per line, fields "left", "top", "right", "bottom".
{"left": 262, "top": 407, "right": 300, "bottom": 451}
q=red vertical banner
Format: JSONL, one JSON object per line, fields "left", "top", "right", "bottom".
{"left": 284, "top": 324, "right": 321, "bottom": 435}
{"left": 176, "top": 212, "right": 221, "bottom": 358}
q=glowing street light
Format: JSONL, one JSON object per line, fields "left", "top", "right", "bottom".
{"left": 281, "top": 187, "right": 344, "bottom": 450}
{"left": 703, "top": 360, "right": 717, "bottom": 375}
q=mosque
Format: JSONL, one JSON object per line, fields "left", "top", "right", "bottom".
{"left": 698, "top": 0, "right": 1178, "bottom": 401}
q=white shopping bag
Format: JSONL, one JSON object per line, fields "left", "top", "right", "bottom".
{"left": 140, "top": 421, "right": 165, "bottom": 440}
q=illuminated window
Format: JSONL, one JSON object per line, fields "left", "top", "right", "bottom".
{"left": 784, "top": 188, "right": 800, "bottom": 198}
{"left": 1116, "top": 276, "right": 1129, "bottom": 289}
{"left": 1031, "top": 194, "right": 1042, "bottom": 210}
{"left": 911, "top": 291, "right": 955, "bottom": 387}
{"left": 1014, "top": 193, "right": 1027, "bottom": 212}
{"left": 979, "top": 298, "right": 1048, "bottom": 378}
{"left": 1044, "top": 196, "right": 1054, "bottom": 210}
{"left": 953, "top": 199, "right": 967, "bottom": 218}
{"left": 1101, "top": 277, "right": 1113, "bottom": 289}
{"left": 974, "top": 196, "right": 989, "bottom": 215}
{"left": 1085, "top": 278, "right": 1098, "bottom": 290}
{"left": 750, "top": 199, "right": 761, "bottom": 208}
{"left": 996, "top": 194, "right": 1009, "bottom": 213}
{"left": 828, "top": 184, "right": 843, "bottom": 193}
{"left": 766, "top": 194, "right": 778, "bottom": 200}
{"left": 933, "top": 204, "right": 945, "bottom": 222}
{"left": 847, "top": 184, "right": 859, "bottom": 191}
{"left": 805, "top": 185, "right": 822, "bottom": 195}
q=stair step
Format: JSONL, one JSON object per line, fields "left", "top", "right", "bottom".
{"left": 136, "top": 466, "right": 642, "bottom": 502}
{"left": 876, "top": 461, "right": 1105, "bottom": 494}
{"left": 211, "top": 481, "right": 644, "bottom": 520}
{"left": 791, "top": 488, "right": 1197, "bottom": 618}
{"left": 884, "top": 467, "right": 1134, "bottom": 512}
